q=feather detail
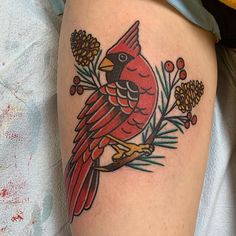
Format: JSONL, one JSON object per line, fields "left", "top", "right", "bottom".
{"left": 86, "top": 96, "right": 105, "bottom": 115}
{"left": 84, "top": 161, "right": 99, "bottom": 210}
{"left": 91, "top": 146, "right": 104, "bottom": 161}
{"left": 87, "top": 102, "right": 110, "bottom": 124}
{"left": 93, "top": 111, "right": 125, "bottom": 138}
{"left": 90, "top": 107, "right": 118, "bottom": 131}
{"left": 73, "top": 125, "right": 87, "bottom": 143}
{"left": 65, "top": 81, "right": 140, "bottom": 220}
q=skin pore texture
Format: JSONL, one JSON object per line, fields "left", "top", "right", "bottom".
{"left": 57, "top": 0, "right": 217, "bottom": 235}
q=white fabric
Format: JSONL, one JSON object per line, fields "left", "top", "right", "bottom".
{"left": 196, "top": 46, "right": 236, "bottom": 236}
{"left": 0, "top": 0, "right": 70, "bottom": 235}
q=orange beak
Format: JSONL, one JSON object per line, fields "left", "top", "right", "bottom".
{"left": 99, "top": 57, "right": 114, "bottom": 71}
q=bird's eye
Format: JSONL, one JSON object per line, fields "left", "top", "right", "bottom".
{"left": 118, "top": 53, "right": 128, "bottom": 62}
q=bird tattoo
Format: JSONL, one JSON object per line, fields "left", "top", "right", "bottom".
{"left": 65, "top": 20, "right": 205, "bottom": 222}
{"left": 65, "top": 21, "right": 158, "bottom": 222}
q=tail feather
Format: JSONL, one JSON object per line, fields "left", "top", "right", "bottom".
{"left": 68, "top": 158, "right": 92, "bottom": 219}
{"left": 74, "top": 163, "right": 94, "bottom": 216}
{"left": 65, "top": 142, "right": 103, "bottom": 222}
{"left": 85, "top": 159, "right": 100, "bottom": 210}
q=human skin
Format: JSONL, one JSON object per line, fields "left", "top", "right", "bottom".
{"left": 57, "top": 0, "right": 217, "bottom": 235}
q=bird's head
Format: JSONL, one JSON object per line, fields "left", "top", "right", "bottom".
{"left": 99, "top": 21, "right": 141, "bottom": 83}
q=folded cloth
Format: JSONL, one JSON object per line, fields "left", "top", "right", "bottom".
{"left": 167, "top": 0, "right": 221, "bottom": 40}
{"left": 0, "top": 0, "right": 70, "bottom": 235}
{"left": 195, "top": 45, "right": 236, "bottom": 236}
{"left": 162, "top": 2, "right": 236, "bottom": 235}
{"left": 49, "top": 0, "right": 64, "bottom": 15}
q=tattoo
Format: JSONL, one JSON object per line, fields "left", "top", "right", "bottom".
{"left": 65, "top": 21, "right": 204, "bottom": 222}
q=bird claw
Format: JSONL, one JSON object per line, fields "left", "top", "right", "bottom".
{"left": 95, "top": 143, "right": 155, "bottom": 172}
{"left": 112, "top": 143, "right": 154, "bottom": 161}
{"left": 125, "top": 144, "right": 154, "bottom": 157}
{"left": 111, "top": 145, "right": 126, "bottom": 161}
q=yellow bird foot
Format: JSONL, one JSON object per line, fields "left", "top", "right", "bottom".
{"left": 125, "top": 143, "right": 154, "bottom": 157}
{"left": 111, "top": 145, "right": 126, "bottom": 161}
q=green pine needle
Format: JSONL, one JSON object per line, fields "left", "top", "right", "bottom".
{"left": 158, "top": 105, "right": 163, "bottom": 114}
{"left": 157, "top": 128, "right": 178, "bottom": 137}
{"left": 147, "top": 155, "right": 165, "bottom": 159}
{"left": 166, "top": 119, "right": 184, "bottom": 133}
{"left": 161, "top": 62, "right": 169, "bottom": 95}
{"left": 156, "top": 135, "right": 177, "bottom": 140}
{"left": 159, "top": 122, "right": 168, "bottom": 132}
{"left": 159, "top": 91, "right": 166, "bottom": 115}
{"left": 156, "top": 66, "right": 168, "bottom": 97}
{"left": 126, "top": 164, "right": 153, "bottom": 173}
{"left": 82, "top": 67, "right": 91, "bottom": 77}
{"left": 139, "top": 159, "right": 165, "bottom": 166}
{"left": 154, "top": 143, "right": 177, "bottom": 149}
{"left": 154, "top": 141, "right": 178, "bottom": 145}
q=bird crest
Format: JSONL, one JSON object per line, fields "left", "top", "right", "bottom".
{"left": 107, "top": 21, "right": 141, "bottom": 57}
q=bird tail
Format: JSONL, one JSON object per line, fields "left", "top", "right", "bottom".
{"left": 64, "top": 151, "right": 100, "bottom": 222}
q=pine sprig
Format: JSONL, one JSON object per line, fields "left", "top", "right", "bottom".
{"left": 127, "top": 58, "right": 189, "bottom": 172}
{"left": 126, "top": 155, "right": 165, "bottom": 172}
{"left": 75, "top": 49, "right": 102, "bottom": 89}
{"left": 70, "top": 49, "right": 103, "bottom": 96}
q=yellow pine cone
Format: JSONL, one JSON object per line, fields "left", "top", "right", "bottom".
{"left": 174, "top": 80, "right": 204, "bottom": 113}
{"left": 71, "top": 30, "right": 100, "bottom": 66}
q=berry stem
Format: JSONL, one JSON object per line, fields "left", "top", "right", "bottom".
{"left": 171, "top": 69, "right": 180, "bottom": 88}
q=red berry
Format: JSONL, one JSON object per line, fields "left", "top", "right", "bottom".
{"left": 73, "top": 76, "right": 81, "bottom": 85}
{"left": 179, "top": 70, "right": 187, "bottom": 80}
{"left": 184, "top": 121, "right": 190, "bottom": 129}
{"left": 191, "top": 115, "right": 197, "bottom": 125}
{"left": 187, "top": 112, "right": 192, "bottom": 120}
{"left": 176, "top": 57, "right": 185, "bottom": 69}
{"left": 164, "top": 60, "right": 175, "bottom": 73}
{"left": 70, "top": 85, "right": 76, "bottom": 96}
{"left": 77, "top": 85, "right": 84, "bottom": 95}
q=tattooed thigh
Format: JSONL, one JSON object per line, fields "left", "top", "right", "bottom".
{"left": 58, "top": 1, "right": 217, "bottom": 235}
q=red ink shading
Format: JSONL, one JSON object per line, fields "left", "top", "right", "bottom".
{"left": 0, "top": 179, "right": 28, "bottom": 205}
{"left": 5, "top": 131, "right": 23, "bottom": 142}
{"left": 11, "top": 211, "right": 24, "bottom": 222}
{"left": 0, "top": 226, "right": 7, "bottom": 234}
{"left": 0, "top": 188, "right": 9, "bottom": 198}
{"left": 28, "top": 155, "right": 33, "bottom": 166}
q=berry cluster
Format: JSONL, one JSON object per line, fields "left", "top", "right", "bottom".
{"left": 70, "top": 76, "right": 84, "bottom": 96}
{"left": 184, "top": 112, "right": 197, "bottom": 129}
{"left": 164, "top": 57, "right": 187, "bottom": 80}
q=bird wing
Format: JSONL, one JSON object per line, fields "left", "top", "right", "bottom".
{"left": 65, "top": 80, "right": 139, "bottom": 221}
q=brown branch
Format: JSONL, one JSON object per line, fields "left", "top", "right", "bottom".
{"left": 95, "top": 152, "right": 145, "bottom": 172}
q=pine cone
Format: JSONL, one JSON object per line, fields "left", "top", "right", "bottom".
{"left": 71, "top": 30, "right": 100, "bottom": 66}
{"left": 174, "top": 80, "right": 204, "bottom": 113}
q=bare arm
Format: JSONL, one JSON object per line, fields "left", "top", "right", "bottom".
{"left": 57, "top": 0, "right": 217, "bottom": 235}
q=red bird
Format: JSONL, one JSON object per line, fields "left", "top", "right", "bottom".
{"left": 65, "top": 21, "right": 158, "bottom": 222}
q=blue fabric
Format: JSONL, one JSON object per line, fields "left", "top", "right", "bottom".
{"left": 167, "top": 0, "right": 221, "bottom": 39}
{"left": 49, "top": 0, "right": 64, "bottom": 15}
{"left": 52, "top": 0, "right": 220, "bottom": 39}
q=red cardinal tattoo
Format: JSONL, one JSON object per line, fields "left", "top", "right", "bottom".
{"left": 65, "top": 20, "right": 205, "bottom": 222}
{"left": 65, "top": 21, "right": 158, "bottom": 221}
